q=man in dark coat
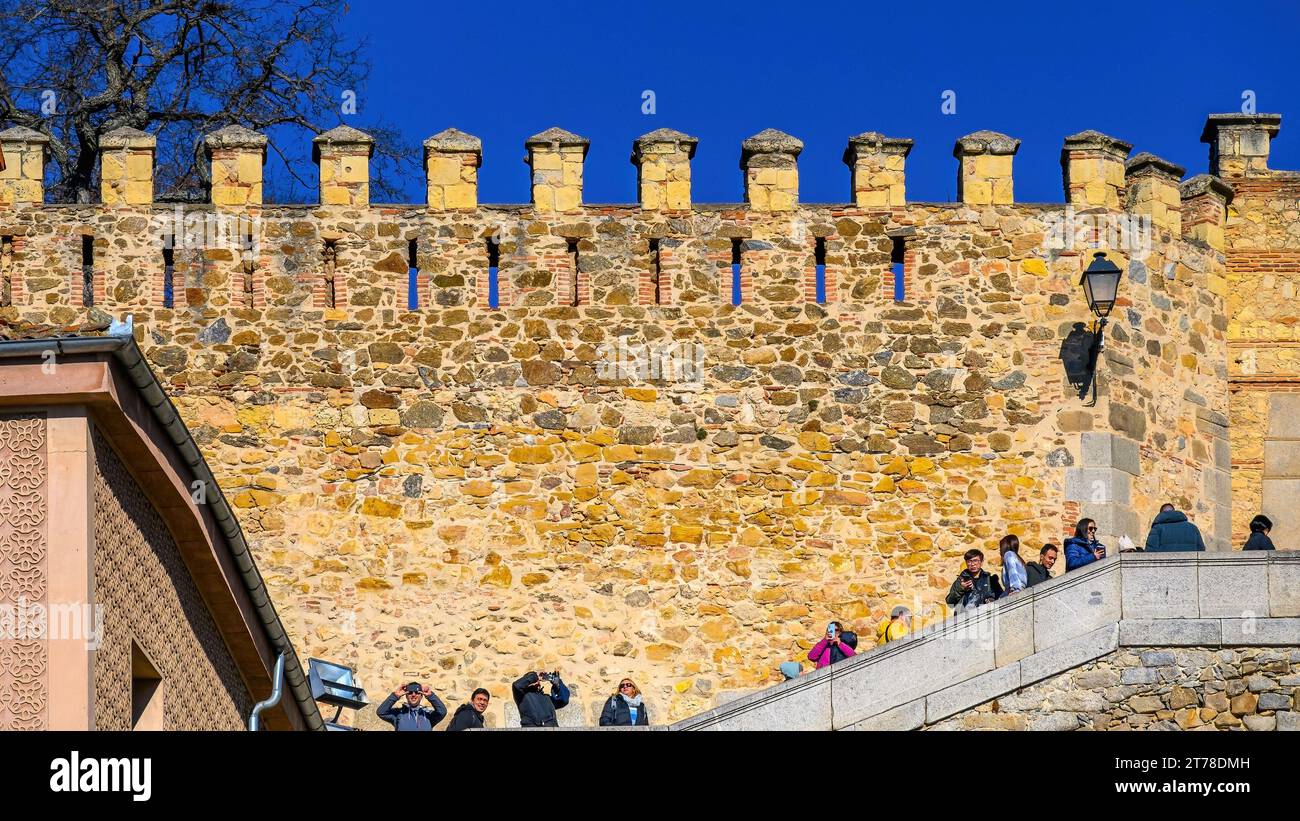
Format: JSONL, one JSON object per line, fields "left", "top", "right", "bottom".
{"left": 512, "top": 670, "right": 570, "bottom": 727}
{"left": 376, "top": 682, "right": 447, "bottom": 731}
{"left": 945, "top": 549, "right": 1004, "bottom": 610}
{"left": 1144, "top": 503, "right": 1206, "bottom": 552}
{"left": 1025, "top": 544, "right": 1059, "bottom": 588}
{"left": 447, "top": 688, "right": 491, "bottom": 731}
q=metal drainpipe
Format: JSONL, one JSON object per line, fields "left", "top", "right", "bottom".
{"left": 249, "top": 652, "right": 286, "bottom": 731}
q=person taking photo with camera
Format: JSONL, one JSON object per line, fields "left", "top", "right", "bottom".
{"left": 512, "top": 669, "right": 571, "bottom": 728}
{"left": 807, "top": 620, "right": 856, "bottom": 669}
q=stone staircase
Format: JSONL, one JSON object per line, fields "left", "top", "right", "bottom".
{"left": 670, "top": 551, "right": 1300, "bottom": 730}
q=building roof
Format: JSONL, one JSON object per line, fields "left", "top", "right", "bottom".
{"left": 0, "top": 318, "right": 324, "bottom": 731}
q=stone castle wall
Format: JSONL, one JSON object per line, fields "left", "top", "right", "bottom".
{"left": 0, "top": 119, "right": 1250, "bottom": 723}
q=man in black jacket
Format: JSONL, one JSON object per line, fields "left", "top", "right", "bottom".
{"left": 1144, "top": 503, "right": 1207, "bottom": 552}
{"left": 512, "top": 670, "right": 570, "bottom": 727}
{"left": 1025, "top": 544, "right": 1059, "bottom": 588}
{"left": 376, "top": 682, "right": 448, "bottom": 731}
{"left": 945, "top": 549, "right": 1004, "bottom": 610}
{"left": 447, "top": 688, "right": 491, "bottom": 731}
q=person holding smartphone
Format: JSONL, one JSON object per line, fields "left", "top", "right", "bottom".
{"left": 1064, "top": 518, "right": 1107, "bottom": 571}
{"left": 807, "top": 620, "right": 855, "bottom": 669}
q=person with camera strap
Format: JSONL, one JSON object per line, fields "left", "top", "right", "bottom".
{"left": 512, "top": 669, "right": 571, "bottom": 728}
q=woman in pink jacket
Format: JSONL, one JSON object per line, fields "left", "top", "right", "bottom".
{"left": 807, "top": 621, "right": 856, "bottom": 668}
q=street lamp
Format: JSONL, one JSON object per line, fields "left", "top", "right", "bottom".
{"left": 1079, "top": 251, "right": 1123, "bottom": 349}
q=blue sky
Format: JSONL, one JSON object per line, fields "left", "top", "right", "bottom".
{"left": 330, "top": 0, "right": 1300, "bottom": 204}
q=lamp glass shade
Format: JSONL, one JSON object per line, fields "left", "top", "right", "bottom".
{"left": 1080, "top": 252, "right": 1123, "bottom": 318}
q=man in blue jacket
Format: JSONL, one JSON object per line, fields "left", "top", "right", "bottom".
{"left": 1144, "top": 503, "right": 1207, "bottom": 552}
{"left": 376, "top": 681, "right": 448, "bottom": 731}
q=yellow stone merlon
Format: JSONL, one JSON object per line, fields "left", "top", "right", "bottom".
{"left": 1201, "top": 113, "right": 1281, "bottom": 178}
{"left": 424, "top": 127, "right": 482, "bottom": 211}
{"left": 0, "top": 125, "right": 51, "bottom": 209}
{"left": 1061, "top": 130, "right": 1131, "bottom": 208}
{"left": 843, "top": 131, "right": 912, "bottom": 209}
{"left": 525, "top": 127, "right": 589, "bottom": 213}
{"left": 953, "top": 130, "right": 1020, "bottom": 206}
{"left": 313, "top": 125, "right": 375, "bottom": 207}
{"left": 1179, "top": 173, "right": 1234, "bottom": 252}
{"left": 741, "top": 128, "right": 802, "bottom": 212}
{"left": 1125, "top": 152, "right": 1186, "bottom": 235}
{"left": 631, "top": 128, "right": 698, "bottom": 212}
{"left": 99, "top": 127, "right": 156, "bottom": 207}
{"left": 204, "top": 124, "right": 268, "bottom": 208}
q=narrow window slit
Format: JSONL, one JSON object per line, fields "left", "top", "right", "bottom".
{"left": 814, "top": 237, "right": 827, "bottom": 304}
{"left": 407, "top": 238, "right": 419, "bottom": 310}
{"left": 567, "top": 238, "right": 580, "bottom": 306}
{"left": 1, "top": 235, "right": 12, "bottom": 307}
{"left": 81, "top": 235, "right": 94, "bottom": 307}
{"left": 323, "top": 239, "right": 338, "bottom": 308}
{"left": 649, "top": 238, "right": 662, "bottom": 305}
{"left": 890, "top": 236, "right": 906, "bottom": 303}
{"left": 731, "top": 238, "right": 743, "bottom": 306}
{"left": 162, "top": 240, "right": 175, "bottom": 309}
{"left": 241, "top": 226, "right": 255, "bottom": 306}
{"left": 486, "top": 238, "right": 500, "bottom": 309}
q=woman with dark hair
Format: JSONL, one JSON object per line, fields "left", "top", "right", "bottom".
{"left": 1244, "top": 514, "right": 1276, "bottom": 551}
{"left": 599, "top": 678, "right": 650, "bottom": 726}
{"left": 1064, "top": 518, "right": 1106, "bottom": 571}
{"left": 807, "top": 620, "right": 855, "bottom": 668}
{"left": 999, "top": 534, "right": 1028, "bottom": 594}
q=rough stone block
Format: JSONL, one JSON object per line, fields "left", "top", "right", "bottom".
{"left": 672, "top": 668, "right": 832, "bottom": 731}
{"left": 1021, "top": 624, "right": 1119, "bottom": 686}
{"left": 1203, "top": 468, "right": 1231, "bottom": 504}
{"left": 1221, "top": 617, "right": 1300, "bottom": 646}
{"left": 1199, "top": 555, "right": 1270, "bottom": 618}
{"left": 1121, "top": 556, "right": 1199, "bottom": 619}
{"left": 851, "top": 699, "right": 924, "bottom": 731}
{"left": 1119, "top": 618, "right": 1221, "bottom": 646}
{"left": 1265, "top": 440, "right": 1300, "bottom": 478}
{"left": 829, "top": 615, "right": 996, "bottom": 728}
{"left": 1262, "top": 479, "right": 1300, "bottom": 546}
{"left": 1269, "top": 555, "right": 1300, "bottom": 617}
{"left": 1268, "top": 394, "right": 1300, "bottom": 439}
{"left": 1083, "top": 503, "right": 1141, "bottom": 546}
{"left": 1064, "top": 467, "right": 1132, "bottom": 505}
{"left": 1081, "top": 432, "right": 1141, "bottom": 475}
{"left": 994, "top": 596, "right": 1035, "bottom": 667}
{"left": 925, "top": 663, "right": 1022, "bottom": 723}
{"left": 1033, "top": 560, "right": 1121, "bottom": 652}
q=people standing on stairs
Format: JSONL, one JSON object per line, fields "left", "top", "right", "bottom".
{"left": 376, "top": 681, "right": 448, "bottom": 731}
{"left": 1025, "top": 543, "right": 1059, "bottom": 588}
{"left": 945, "top": 549, "right": 1004, "bottom": 610}
{"left": 447, "top": 687, "right": 491, "bottom": 731}
{"left": 1144, "top": 503, "right": 1207, "bottom": 552}
{"left": 1244, "top": 514, "right": 1276, "bottom": 550}
{"left": 999, "top": 534, "right": 1028, "bottom": 595}
{"left": 599, "top": 678, "right": 650, "bottom": 726}
{"left": 512, "top": 669, "right": 571, "bottom": 728}
{"left": 876, "top": 605, "right": 912, "bottom": 645}
{"left": 1064, "top": 518, "right": 1107, "bottom": 571}
{"left": 807, "top": 620, "right": 856, "bottom": 668}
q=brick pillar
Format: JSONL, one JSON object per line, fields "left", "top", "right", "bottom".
{"left": 1200, "top": 113, "right": 1281, "bottom": 178}
{"left": 424, "top": 128, "right": 481, "bottom": 211}
{"left": 525, "top": 127, "right": 588, "bottom": 213}
{"left": 204, "top": 125, "right": 267, "bottom": 207}
{"left": 0, "top": 126, "right": 50, "bottom": 209}
{"left": 631, "top": 128, "right": 697, "bottom": 212}
{"left": 313, "top": 125, "right": 374, "bottom": 207}
{"left": 1180, "top": 174, "right": 1234, "bottom": 252}
{"left": 1125, "top": 153, "right": 1185, "bottom": 235}
{"left": 1062, "top": 130, "right": 1131, "bottom": 208}
{"left": 954, "top": 130, "right": 1019, "bottom": 205}
{"left": 741, "top": 129, "right": 801, "bottom": 212}
{"left": 99, "top": 127, "right": 155, "bottom": 207}
{"left": 843, "top": 132, "right": 912, "bottom": 208}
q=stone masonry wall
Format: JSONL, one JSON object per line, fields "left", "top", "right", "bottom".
{"left": 0, "top": 123, "right": 1238, "bottom": 724}
{"left": 929, "top": 646, "right": 1300, "bottom": 731}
